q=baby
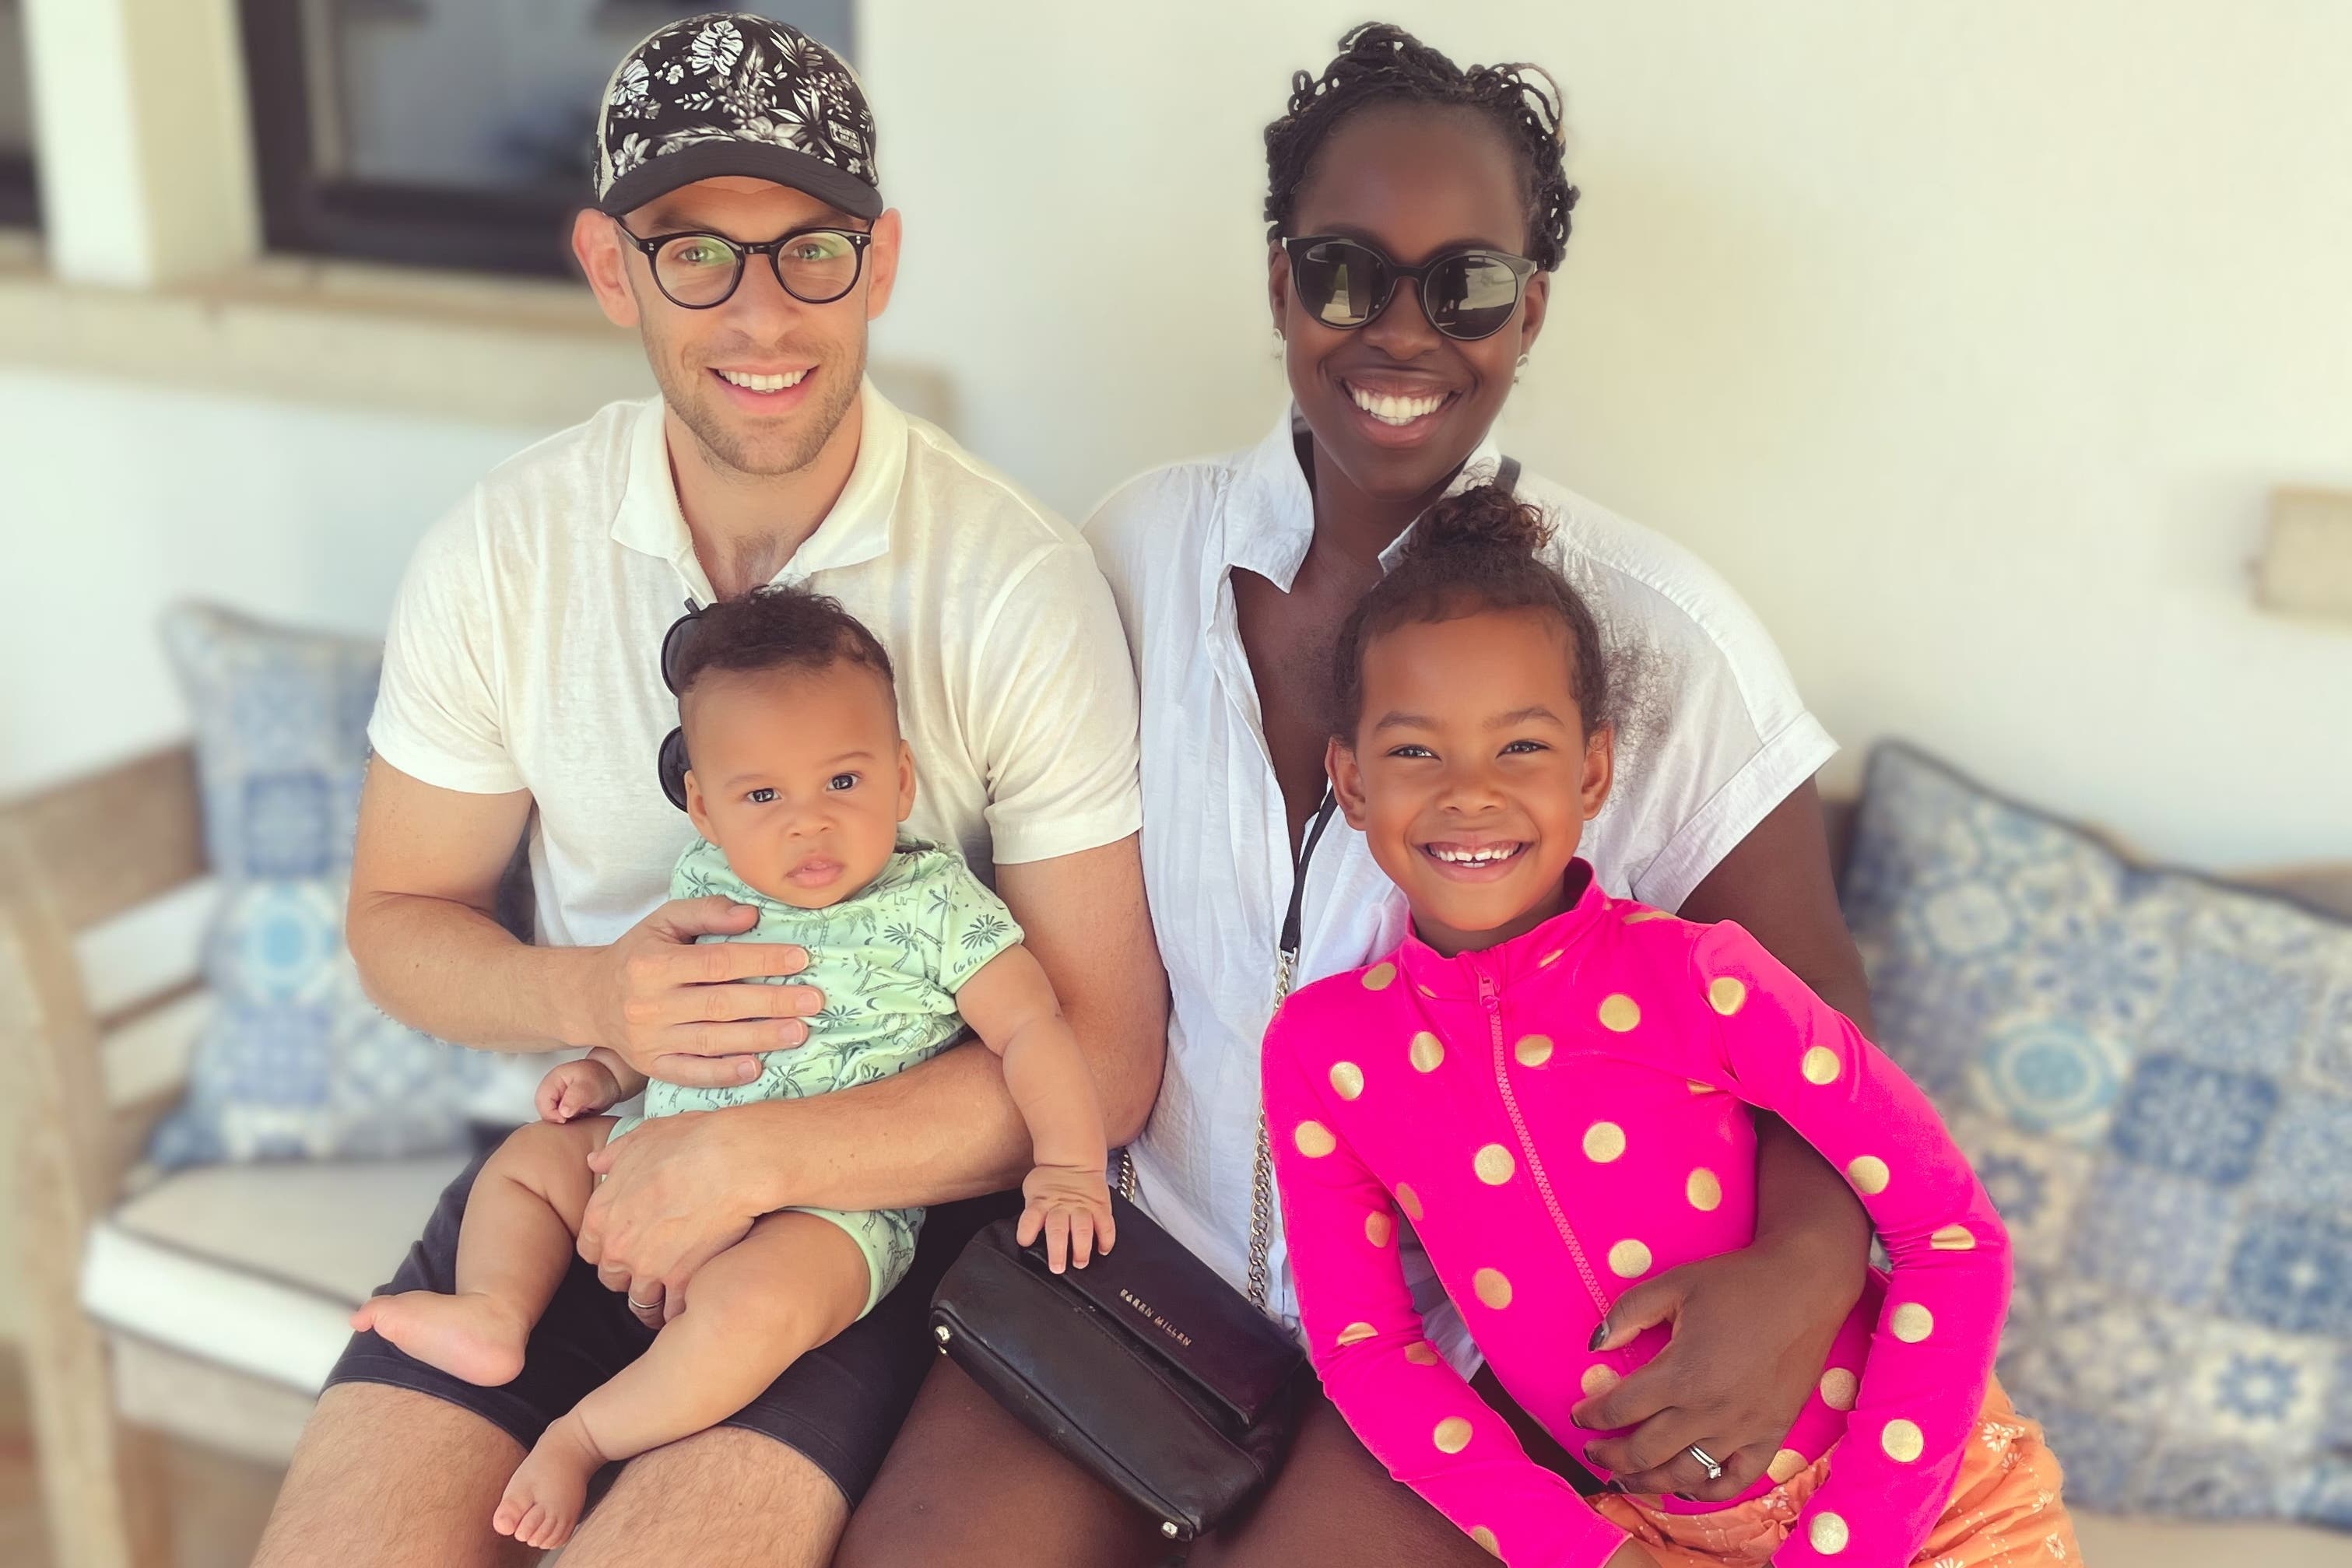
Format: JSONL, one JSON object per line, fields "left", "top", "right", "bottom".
{"left": 353, "top": 584, "right": 1115, "bottom": 1549}
{"left": 1266, "top": 486, "right": 2076, "bottom": 1567}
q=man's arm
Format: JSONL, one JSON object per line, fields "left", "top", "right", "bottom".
{"left": 346, "top": 756, "right": 821, "bottom": 1079}
{"left": 578, "top": 833, "right": 1167, "bottom": 1307}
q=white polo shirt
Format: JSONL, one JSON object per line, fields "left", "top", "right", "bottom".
{"left": 1086, "top": 408, "right": 1835, "bottom": 1356}
{"left": 370, "top": 381, "right": 1143, "bottom": 1110}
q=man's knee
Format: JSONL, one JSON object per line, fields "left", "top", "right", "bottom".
{"left": 257, "top": 1383, "right": 528, "bottom": 1568}
{"left": 562, "top": 1426, "right": 847, "bottom": 1568}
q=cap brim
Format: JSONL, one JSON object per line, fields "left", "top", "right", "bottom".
{"left": 599, "top": 140, "right": 883, "bottom": 222}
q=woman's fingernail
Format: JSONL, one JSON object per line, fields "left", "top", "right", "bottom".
{"left": 1588, "top": 1321, "right": 1608, "bottom": 1352}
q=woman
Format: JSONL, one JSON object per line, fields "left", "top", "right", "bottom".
{"left": 838, "top": 26, "right": 1876, "bottom": 1566}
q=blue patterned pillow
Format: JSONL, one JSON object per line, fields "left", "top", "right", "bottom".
{"left": 1842, "top": 742, "right": 2352, "bottom": 1527}
{"left": 150, "top": 604, "right": 482, "bottom": 1166}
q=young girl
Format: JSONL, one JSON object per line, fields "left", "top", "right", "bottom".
{"left": 1264, "top": 489, "right": 2076, "bottom": 1567}
{"left": 353, "top": 587, "right": 1114, "bottom": 1550}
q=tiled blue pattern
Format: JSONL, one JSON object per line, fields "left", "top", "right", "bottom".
{"left": 148, "top": 605, "right": 478, "bottom": 1167}
{"left": 1843, "top": 743, "right": 2352, "bottom": 1525}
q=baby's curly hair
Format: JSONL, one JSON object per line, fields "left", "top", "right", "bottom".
{"left": 669, "top": 583, "right": 894, "bottom": 702}
{"left": 1265, "top": 23, "right": 1579, "bottom": 272}
{"left": 1329, "top": 484, "right": 1610, "bottom": 741}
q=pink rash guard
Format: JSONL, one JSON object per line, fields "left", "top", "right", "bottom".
{"left": 1263, "top": 865, "right": 2010, "bottom": 1568}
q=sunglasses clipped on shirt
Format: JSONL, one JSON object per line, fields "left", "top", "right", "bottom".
{"left": 1282, "top": 234, "right": 1539, "bottom": 342}
{"left": 655, "top": 598, "right": 706, "bottom": 811}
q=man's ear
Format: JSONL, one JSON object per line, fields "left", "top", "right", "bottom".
{"left": 574, "top": 208, "right": 641, "bottom": 329}
{"left": 894, "top": 736, "right": 917, "bottom": 823}
{"left": 864, "top": 208, "right": 904, "bottom": 321}
{"left": 1326, "top": 735, "right": 1371, "bottom": 831}
{"left": 685, "top": 768, "right": 714, "bottom": 841}
{"left": 1580, "top": 724, "right": 1616, "bottom": 823}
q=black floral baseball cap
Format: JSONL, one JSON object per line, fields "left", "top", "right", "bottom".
{"left": 594, "top": 12, "right": 881, "bottom": 220}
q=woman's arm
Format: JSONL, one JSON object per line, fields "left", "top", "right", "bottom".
{"left": 1575, "top": 779, "right": 1873, "bottom": 1499}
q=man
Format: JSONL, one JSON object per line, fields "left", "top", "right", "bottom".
{"left": 253, "top": 16, "right": 1164, "bottom": 1566}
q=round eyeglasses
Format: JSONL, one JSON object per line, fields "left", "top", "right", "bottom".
{"left": 613, "top": 220, "right": 873, "bottom": 310}
{"left": 1282, "top": 234, "right": 1537, "bottom": 342}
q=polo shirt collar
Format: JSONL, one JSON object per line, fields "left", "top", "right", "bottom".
{"left": 611, "top": 377, "right": 907, "bottom": 599}
{"left": 1218, "top": 404, "right": 1515, "bottom": 592}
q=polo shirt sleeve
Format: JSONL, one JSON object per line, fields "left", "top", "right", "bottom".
{"left": 964, "top": 540, "right": 1144, "bottom": 867}
{"left": 366, "top": 496, "right": 524, "bottom": 795}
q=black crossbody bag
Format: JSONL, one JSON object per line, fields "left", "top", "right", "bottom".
{"left": 929, "top": 459, "right": 1522, "bottom": 1550}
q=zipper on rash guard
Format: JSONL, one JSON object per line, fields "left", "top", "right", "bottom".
{"left": 1478, "top": 965, "right": 1611, "bottom": 1316}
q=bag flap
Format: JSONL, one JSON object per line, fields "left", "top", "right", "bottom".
{"left": 996, "top": 1193, "right": 1304, "bottom": 1428}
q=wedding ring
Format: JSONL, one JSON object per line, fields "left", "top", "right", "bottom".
{"left": 1685, "top": 1443, "right": 1725, "bottom": 1482}
{"left": 627, "top": 1294, "right": 662, "bottom": 1313}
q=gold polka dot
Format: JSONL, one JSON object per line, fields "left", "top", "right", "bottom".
{"left": 1767, "top": 1447, "right": 1809, "bottom": 1484}
{"left": 1469, "top": 1525, "right": 1501, "bottom": 1556}
{"left": 1626, "top": 910, "right": 1675, "bottom": 924}
{"left": 1801, "top": 1046, "right": 1841, "bottom": 1085}
{"left": 1294, "top": 1121, "right": 1336, "bottom": 1159}
{"left": 1891, "top": 1303, "right": 1934, "bottom": 1343}
{"left": 1578, "top": 1121, "right": 1624, "bottom": 1163}
{"left": 1819, "top": 1368, "right": 1859, "bottom": 1411}
{"left": 1580, "top": 1363, "right": 1620, "bottom": 1399}
{"left": 1363, "top": 962, "right": 1397, "bottom": 991}
{"left": 1473, "top": 1268, "right": 1512, "bottom": 1309}
{"left": 1846, "top": 1155, "right": 1890, "bottom": 1196}
{"left": 1409, "top": 1032, "right": 1445, "bottom": 1072}
{"left": 1336, "top": 1321, "right": 1376, "bottom": 1347}
{"left": 1405, "top": 1342, "right": 1440, "bottom": 1366}
{"left": 1687, "top": 1079, "right": 1719, "bottom": 1094}
{"left": 1607, "top": 1239, "right": 1652, "bottom": 1278}
{"left": 1433, "top": 1416, "right": 1473, "bottom": 1454}
{"left": 1708, "top": 976, "right": 1748, "bottom": 1015}
{"left": 1329, "top": 1061, "right": 1364, "bottom": 1100}
{"left": 1809, "top": 1510, "right": 1849, "bottom": 1555}
{"left": 1539, "top": 949, "right": 1565, "bottom": 968}
{"left": 1598, "top": 994, "right": 1641, "bottom": 1032}
{"left": 1395, "top": 1182, "right": 1423, "bottom": 1222}
{"left": 1475, "top": 1144, "right": 1515, "bottom": 1184}
{"left": 1365, "top": 1212, "right": 1394, "bottom": 1247}
{"left": 1514, "top": 1033, "right": 1553, "bottom": 1068}
{"left": 1687, "top": 1168, "right": 1723, "bottom": 1211}
{"left": 1416, "top": 982, "right": 1436, "bottom": 998}
{"left": 1881, "top": 1418, "right": 1924, "bottom": 1463}
{"left": 1931, "top": 1223, "right": 1976, "bottom": 1251}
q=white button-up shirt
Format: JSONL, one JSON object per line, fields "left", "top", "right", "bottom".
{"left": 1086, "top": 408, "right": 1834, "bottom": 1359}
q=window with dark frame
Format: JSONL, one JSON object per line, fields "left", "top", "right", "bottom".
{"left": 239, "top": 0, "right": 854, "bottom": 277}
{"left": 0, "top": 0, "right": 38, "bottom": 229}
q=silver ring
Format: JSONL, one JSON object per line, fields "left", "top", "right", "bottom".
{"left": 627, "top": 1294, "right": 661, "bottom": 1313}
{"left": 1685, "top": 1443, "right": 1725, "bottom": 1482}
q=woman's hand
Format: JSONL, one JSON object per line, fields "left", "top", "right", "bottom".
{"left": 577, "top": 1107, "right": 770, "bottom": 1325}
{"left": 1016, "top": 1163, "right": 1115, "bottom": 1273}
{"left": 1569, "top": 1229, "right": 1862, "bottom": 1501}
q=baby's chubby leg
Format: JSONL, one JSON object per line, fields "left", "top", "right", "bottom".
{"left": 493, "top": 1208, "right": 871, "bottom": 1551}
{"left": 352, "top": 1116, "right": 616, "bottom": 1387}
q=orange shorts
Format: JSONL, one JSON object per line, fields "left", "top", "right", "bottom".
{"left": 1593, "top": 1380, "right": 2079, "bottom": 1566}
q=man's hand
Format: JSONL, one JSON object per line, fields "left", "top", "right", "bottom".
{"left": 578, "top": 896, "right": 827, "bottom": 1086}
{"left": 535, "top": 1058, "right": 625, "bottom": 1123}
{"left": 1016, "top": 1163, "right": 1115, "bottom": 1273}
{"left": 1570, "top": 1236, "right": 1859, "bottom": 1501}
{"left": 577, "top": 1107, "right": 765, "bottom": 1326}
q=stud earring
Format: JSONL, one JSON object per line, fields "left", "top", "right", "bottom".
{"left": 1515, "top": 349, "right": 1529, "bottom": 386}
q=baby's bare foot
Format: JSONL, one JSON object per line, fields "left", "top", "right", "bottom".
{"left": 349, "top": 1290, "right": 528, "bottom": 1387}
{"left": 493, "top": 1411, "right": 605, "bottom": 1551}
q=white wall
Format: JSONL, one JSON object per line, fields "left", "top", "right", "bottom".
{"left": 858, "top": 0, "right": 2352, "bottom": 869}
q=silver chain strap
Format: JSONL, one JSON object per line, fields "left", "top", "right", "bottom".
{"left": 1244, "top": 945, "right": 1299, "bottom": 1311}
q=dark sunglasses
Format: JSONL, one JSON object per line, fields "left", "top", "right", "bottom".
{"left": 1282, "top": 234, "right": 1538, "bottom": 342}
{"left": 655, "top": 598, "right": 706, "bottom": 811}
{"left": 613, "top": 219, "right": 873, "bottom": 310}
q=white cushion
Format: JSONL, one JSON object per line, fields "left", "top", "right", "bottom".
{"left": 80, "top": 1154, "right": 469, "bottom": 1394}
{"left": 2073, "top": 1509, "right": 2352, "bottom": 1567}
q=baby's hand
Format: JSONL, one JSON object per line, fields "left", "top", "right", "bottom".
{"left": 1016, "top": 1163, "right": 1116, "bottom": 1274}
{"left": 535, "top": 1058, "right": 624, "bottom": 1124}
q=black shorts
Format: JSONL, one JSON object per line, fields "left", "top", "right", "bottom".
{"left": 325, "top": 1131, "right": 1015, "bottom": 1503}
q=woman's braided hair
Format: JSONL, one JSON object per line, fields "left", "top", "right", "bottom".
{"left": 1329, "top": 485, "right": 1610, "bottom": 740}
{"left": 1265, "top": 23, "right": 1579, "bottom": 272}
